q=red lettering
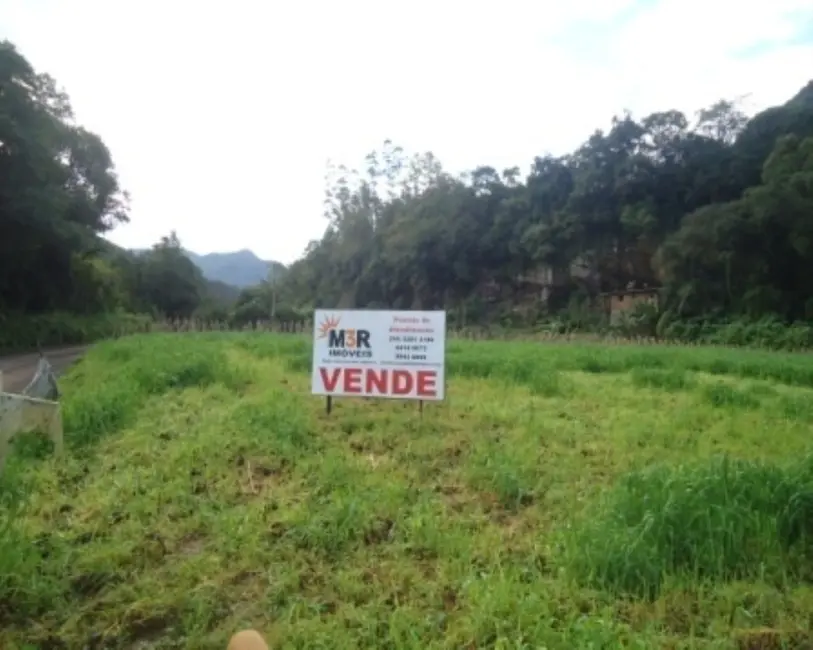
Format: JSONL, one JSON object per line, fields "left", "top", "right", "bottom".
{"left": 392, "top": 370, "right": 413, "bottom": 395}
{"left": 344, "top": 368, "right": 362, "bottom": 393}
{"left": 416, "top": 370, "right": 437, "bottom": 398}
{"left": 319, "top": 367, "right": 341, "bottom": 392}
{"left": 318, "top": 367, "right": 441, "bottom": 399}
{"left": 366, "top": 369, "right": 388, "bottom": 394}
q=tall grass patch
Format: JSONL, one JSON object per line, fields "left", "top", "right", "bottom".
{"left": 232, "top": 333, "right": 311, "bottom": 373}
{"left": 0, "top": 458, "right": 67, "bottom": 625}
{"left": 778, "top": 393, "right": 813, "bottom": 422}
{"left": 700, "top": 382, "right": 762, "bottom": 410}
{"left": 561, "top": 454, "right": 813, "bottom": 598}
{"left": 61, "top": 334, "right": 250, "bottom": 447}
{"left": 447, "top": 339, "right": 813, "bottom": 389}
{"left": 447, "top": 348, "right": 568, "bottom": 396}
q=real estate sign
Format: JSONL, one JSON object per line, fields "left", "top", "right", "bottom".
{"left": 311, "top": 309, "right": 446, "bottom": 401}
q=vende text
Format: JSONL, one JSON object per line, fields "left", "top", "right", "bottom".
{"left": 318, "top": 367, "right": 437, "bottom": 398}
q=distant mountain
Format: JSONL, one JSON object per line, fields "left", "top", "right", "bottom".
{"left": 184, "top": 249, "right": 285, "bottom": 288}
{"left": 132, "top": 248, "right": 285, "bottom": 288}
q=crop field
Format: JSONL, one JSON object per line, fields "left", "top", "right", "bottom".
{"left": 2, "top": 334, "right": 813, "bottom": 649}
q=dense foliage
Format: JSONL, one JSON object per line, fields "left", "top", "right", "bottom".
{"left": 272, "top": 81, "right": 813, "bottom": 332}
{"left": 0, "top": 41, "right": 242, "bottom": 342}
{"left": 0, "top": 312, "right": 151, "bottom": 352}
{"left": 0, "top": 41, "right": 129, "bottom": 314}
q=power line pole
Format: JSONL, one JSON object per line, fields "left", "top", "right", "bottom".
{"left": 269, "top": 265, "right": 277, "bottom": 322}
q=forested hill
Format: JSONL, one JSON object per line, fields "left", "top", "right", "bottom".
{"left": 184, "top": 250, "right": 285, "bottom": 288}
{"left": 276, "top": 80, "right": 813, "bottom": 328}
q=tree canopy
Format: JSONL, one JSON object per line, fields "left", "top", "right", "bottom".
{"left": 0, "top": 40, "right": 129, "bottom": 313}
{"left": 273, "top": 82, "right": 813, "bottom": 328}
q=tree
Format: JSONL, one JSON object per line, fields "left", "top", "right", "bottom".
{"left": 135, "top": 232, "right": 204, "bottom": 319}
{"left": 0, "top": 40, "right": 129, "bottom": 313}
{"left": 657, "top": 134, "right": 813, "bottom": 319}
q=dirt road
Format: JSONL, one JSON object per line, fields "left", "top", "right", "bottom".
{"left": 0, "top": 345, "right": 88, "bottom": 394}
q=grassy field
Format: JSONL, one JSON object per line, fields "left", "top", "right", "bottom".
{"left": 2, "top": 334, "right": 813, "bottom": 649}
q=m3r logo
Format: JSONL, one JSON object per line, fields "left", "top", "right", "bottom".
{"left": 317, "top": 314, "right": 372, "bottom": 357}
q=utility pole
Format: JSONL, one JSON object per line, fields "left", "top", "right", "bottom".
{"left": 269, "top": 265, "right": 277, "bottom": 322}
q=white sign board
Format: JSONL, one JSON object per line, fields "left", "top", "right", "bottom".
{"left": 311, "top": 309, "right": 446, "bottom": 401}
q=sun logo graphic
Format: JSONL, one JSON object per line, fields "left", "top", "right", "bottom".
{"left": 317, "top": 314, "right": 341, "bottom": 339}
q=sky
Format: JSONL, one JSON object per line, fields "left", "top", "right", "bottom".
{"left": 2, "top": 0, "right": 812, "bottom": 265}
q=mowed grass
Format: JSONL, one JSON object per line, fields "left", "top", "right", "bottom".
{"left": 2, "top": 334, "right": 813, "bottom": 649}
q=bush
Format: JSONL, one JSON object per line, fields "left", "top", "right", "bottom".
{"left": 661, "top": 316, "right": 813, "bottom": 351}
{"left": 0, "top": 312, "right": 151, "bottom": 353}
{"left": 560, "top": 454, "right": 813, "bottom": 599}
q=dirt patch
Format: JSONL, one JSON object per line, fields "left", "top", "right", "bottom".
{"left": 441, "top": 587, "right": 458, "bottom": 612}
{"left": 176, "top": 533, "right": 206, "bottom": 556}
{"left": 124, "top": 611, "right": 178, "bottom": 649}
{"left": 364, "top": 517, "right": 395, "bottom": 545}
{"left": 234, "top": 455, "right": 284, "bottom": 496}
{"left": 433, "top": 483, "right": 474, "bottom": 513}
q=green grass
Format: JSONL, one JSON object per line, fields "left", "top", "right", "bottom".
{"left": 3, "top": 334, "right": 813, "bottom": 649}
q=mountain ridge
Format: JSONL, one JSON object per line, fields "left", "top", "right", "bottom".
{"left": 133, "top": 248, "right": 285, "bottom": 288}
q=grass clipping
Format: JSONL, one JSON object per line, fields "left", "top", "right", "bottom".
{"left": 562, "top": 454, "right": 813, "bottom": 598}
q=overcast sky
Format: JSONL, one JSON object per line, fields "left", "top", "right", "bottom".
{"left": 2, "top": 0, "right": 812, "bottom": 264}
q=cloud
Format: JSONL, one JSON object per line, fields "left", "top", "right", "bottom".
{"left": 1, "top": 0, "right": 811, "bottom": 263}
{"left": 604, "top": 0, "right": 813, "bottom": 112}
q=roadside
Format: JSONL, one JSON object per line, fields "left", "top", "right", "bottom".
{"left": 0, "top": 345, "right": 88, "bottom": 394}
